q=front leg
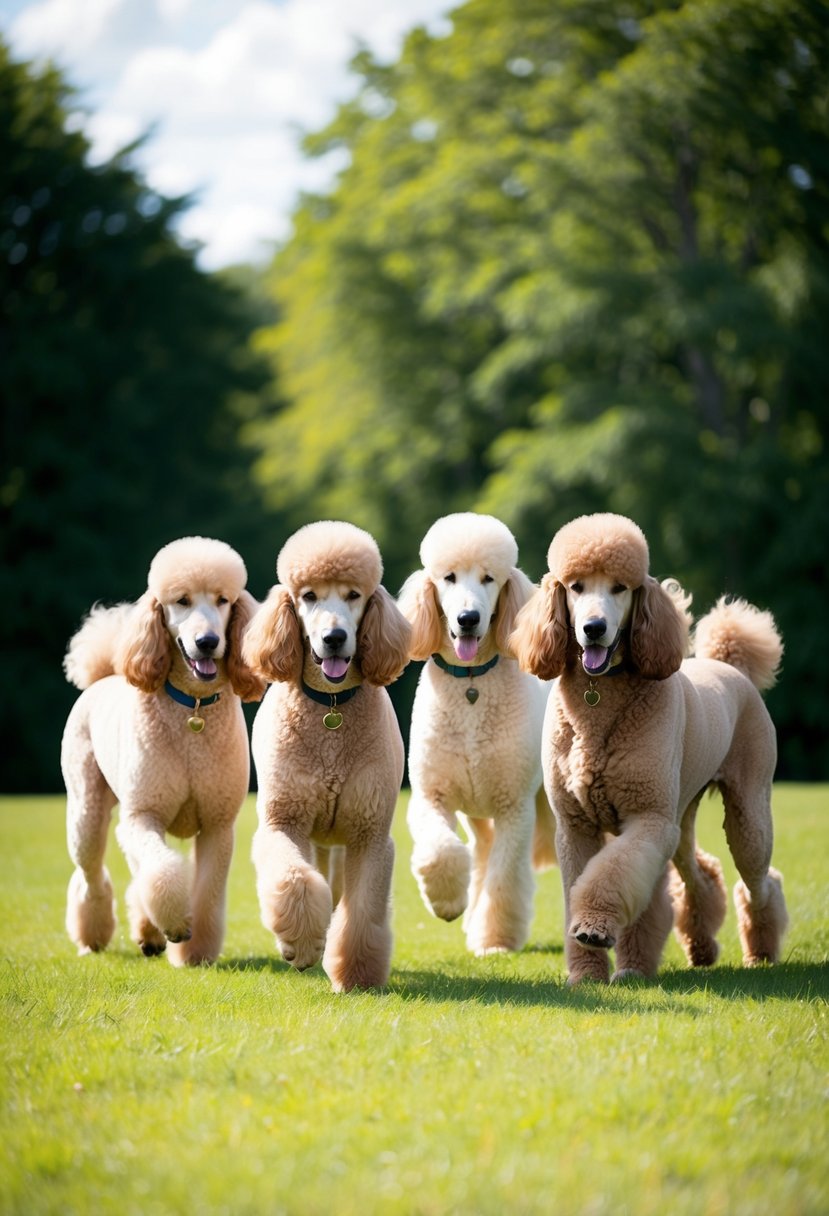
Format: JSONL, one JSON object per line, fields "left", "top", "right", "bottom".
{"left": 407, "top": 791, "right": 470, "bottom": 922}
{"left": 463, "top": 801, "right": 535, "bottom": 956}
{"left": 556, "top": 815, "right": 610, "bottom": 984}
{"left": 168, "top": 824, "right": 234, "bottom": 967}
{"left": 323, "top": 836, "right": 394, "bottom": 992}
{"left": 568, "top": 812, "right": 680, "bottom": 970}
{"left": 116, "top": 813, "right": 192, "bottom": 948}
{"left": 252, "top": 822, "right": 332, "bottom": 972}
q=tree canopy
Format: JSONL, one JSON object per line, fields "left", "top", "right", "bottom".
{"left": 250, "top": 0, "right": 829, "bottom": 777}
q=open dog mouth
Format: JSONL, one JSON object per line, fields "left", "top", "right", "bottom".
{"left": 312, "top": 651, "right": 351, "bottom": 684}
{"left": 177, "top": 637, "right": 218, "bottom": 682}
{"left": 580, "top": 633, "right": 622, "bottom": 677}
{"left": 449, "top": 631, "right": 481, "bottom": 663}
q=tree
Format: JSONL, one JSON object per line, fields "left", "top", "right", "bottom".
{"left": 0, "top": 42, "right": 278, "bottom": 791}
{"left": 252, "top": 0, "right": 829, "bottom": 776}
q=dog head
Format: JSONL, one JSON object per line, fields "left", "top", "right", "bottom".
{"left": 118, "top": 537, "right": 265, "bottom": 701}
{"left": 242, "top": 521, "right": 411, "bottom": 688}
{"left": 398, "top": 513, "right": 536, "bottom": 663}
{"left": 511, "top": 513, "right": 688, "bottom": 681}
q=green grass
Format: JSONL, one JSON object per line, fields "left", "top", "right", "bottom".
{"left": 1, "top": 786, "right": 827, "bottom": 1216}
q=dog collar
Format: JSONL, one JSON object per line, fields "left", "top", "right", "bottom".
{"left": 301, "top": 680, "right": 360, "bottom": 730}
{"left": 431, "top": 652, "right": 499, "bottom": 704}
{"left": 164, "top": 680, "right": 221, "bottom": 733}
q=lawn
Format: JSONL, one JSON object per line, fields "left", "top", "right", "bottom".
{"left": 1, "top": 785, "right": 827, "bottom": 1215}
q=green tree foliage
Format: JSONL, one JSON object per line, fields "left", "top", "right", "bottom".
{"left": 0, "top": 43, "right": 279, "bottom": 792}
{"left": 252, "top": 0, "right": 829, "bottom": 777}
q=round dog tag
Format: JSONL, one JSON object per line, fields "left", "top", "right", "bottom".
{"left": 323, "top": 710, "right": 344, "bottom": 730}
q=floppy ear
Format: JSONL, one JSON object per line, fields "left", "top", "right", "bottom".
{"left": 358, "top": 585, "right": 413, "bottom": 686}
{"left": 493, "top": 566, "right": 537, "bottom": 654}
{"left": 629, "top": 576, "right": 687, "bottom": 680}
{"left": 226, "top": 589, "right": 268, "bottom": 702}
{"left": 119, "top": 591, "right": 171, "bottom": 692}
{"left": 509, "top": 574, "right": 570, "bottom": 679}
{"left": 397, "top": 570, "right": 444, "bottom": 661}
{"left": 241, "top": 586, "right": 304, "bottom": 683}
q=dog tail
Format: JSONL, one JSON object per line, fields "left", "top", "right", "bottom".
{"left": 63, "top": 603, "right": 133, "bottom": 689}
{"left": 693, "top": 597, "right": 783, "bottom": 691}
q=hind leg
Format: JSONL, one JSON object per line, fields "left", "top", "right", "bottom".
{"left": 612, "top": 866, "right": 674, "bottom": 980}
{"left": 64, "top": 748, "right": 117, "bottom": 954}
{"left": 721, "top": 777, "right": 788, "bottom": 964}
{"left": 670, "top": 796, "right": 728, "bottom": 967}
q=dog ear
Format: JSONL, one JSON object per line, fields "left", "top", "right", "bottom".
{"left": 241, "top": 586, "right": 303, "bottom": 683}
{"left": 509, "top": 574, "right": 569, "bottom": 679}
{"left": 226, "top": 589, "right": 268, "bottom": 701}
{"left": 493, "top": 566, "right": 537, "bottom": 654}
{"left": 358, "top": 585, "right": 413, "bottom": 686}
{"left": 397, "top": 570, "right": 443, "bottom": 660}
{"left": 629, "top": 576, "right": 687, "bottom": 680}
{"left": 119, "top": 591, "right": 171, "bottom": 692}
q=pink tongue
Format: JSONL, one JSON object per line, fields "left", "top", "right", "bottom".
{"left": 583, "top": 645, "right": 608, "bottom": 674}
{"left": 194, "top": 658, "right": 217, "bottom": 677}
{"left": 454, "top": 636, "right": 479, "bottom": 662}
{"left": 322, "top": 656, "right": 349, "bottom": 681}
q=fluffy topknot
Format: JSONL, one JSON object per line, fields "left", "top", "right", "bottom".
{"left": 420, "top": 513, "right": 518, "bottom": 583}
{"left": 148, "top": 536, "right": 248, "bottom": 603}
{"left": 547, "top": 513, "right": 649, "bottom": 589}
{"left": 277, "top": 521, "right": 382, "bottom": 596}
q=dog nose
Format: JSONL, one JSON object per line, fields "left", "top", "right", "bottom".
{"left": 583, "top": 618, "right": 607, "bottom": 642}
{"left": 457, "top": 610, "right": 480, "bottom": 632}
{"left": 323, "top": 628, "right": 347, "bottom": 651}
{"left": 196, "top": 632, "right": 220, "bottom": 652}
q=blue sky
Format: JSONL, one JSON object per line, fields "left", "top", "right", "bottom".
{"left": 0, "top": 0, "right": 453, "bottom": 268}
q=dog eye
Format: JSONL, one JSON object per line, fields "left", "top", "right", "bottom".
{"left": 301, "top": 591, "right": 317, "bottom": 603}
{"left": 176, "top": 596, "right": 190, "bottom": 607}
{"left": 612, "top": 583, "right": 627, "bottom": 595}
{"left": 570, "top": 582, "right": 583, "bottom": 595}
{"left": 217, "top": 595, "right": 229, "bottom": 606}
{"left": 346, "top": 590, "right": 361, "bottom": 601}
{"left": 444, "top": 573, "right": 456, "bottom": 584}
{"left": 482, "top": 574, "right": 494, "bottom": 584}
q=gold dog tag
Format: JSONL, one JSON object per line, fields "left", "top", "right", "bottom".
{"left": 323, "top": 710, "right": 343, "bottom": 730}
{"left": 188, "top": 713, "right": 205, "bottom": 732}
{"left": 584, "top": 682, "right": 600, "bottom": 707}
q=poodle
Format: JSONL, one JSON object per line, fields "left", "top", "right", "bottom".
{"left": 398, "top": 513, "right": 556, "bottom": 956}
{"left": 510, "top": 512, "right": 788, "bottom": 984}
{"left": 61, "top": 537, "right": 265, "bottom": 966}
{"left": 242, "top": 520, "right": 412, "bottom": 992}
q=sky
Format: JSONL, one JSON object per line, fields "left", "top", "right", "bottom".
{"left": 0, "top": 0, "right": 454, "bottom": 269}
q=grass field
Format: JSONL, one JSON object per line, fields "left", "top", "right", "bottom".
{"left": 1, "top": 785, "right": 827, "bottom": 1215}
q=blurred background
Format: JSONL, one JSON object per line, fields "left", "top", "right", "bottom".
{"left": 2, "top": 0, "right": 827, "bottom": 792}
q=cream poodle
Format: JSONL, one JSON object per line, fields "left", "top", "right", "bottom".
{"left": 398, "top": 513, "right": 556, "bottom": 956}
{"left": 61, "top": 537, "right": 265, "bottom": 965}
{"left": 511, "top": 512, "right": 788, "bottom": 984}
{"left": 242, "top": 521, "right": 412, "bottom": 992}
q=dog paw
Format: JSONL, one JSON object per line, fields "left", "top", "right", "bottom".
{"left": 164, "top": 923, "right": 192, "bottom": 944}
{"left": 570, "top": 919, "right": 616, "bottom": 950}
{"left": 610, "top": 968, "right": 646, "bottom": 983}
{"left": 140, "top": 938, "right": 167, "bottom": 957}
{"left": 277, "top": 935, "right": 325, "bottom": 972}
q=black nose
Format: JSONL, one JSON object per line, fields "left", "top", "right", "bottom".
{"left": 457, "top": 610, "right": 480, "bottom": 632}
{"left": 323, "top": 627, "right": 347, "bottom": 650}
{"left": 583, "top": 618, "right": 607, "bottom": 642}
{"left": 196, "top": 632, "right": 220, "bottom": 652}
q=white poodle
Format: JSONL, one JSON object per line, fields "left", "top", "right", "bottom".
{"left": 398, "top": 513, "right": 556, "bottom": 956}
{"left": 61, "top": 537, "right": 264, "bottom": 965}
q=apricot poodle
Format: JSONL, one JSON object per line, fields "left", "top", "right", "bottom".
{"left": 242, "top": 521, "right": 412, "bottom": 992}
{"left": 398, "top": 513, "right": 556, "bottom": 956}
{"left": 511, "top": 512, "right": 788, "bottom": 984}
{"left": 62, "top": 537, "right": 265, "bottom": 965}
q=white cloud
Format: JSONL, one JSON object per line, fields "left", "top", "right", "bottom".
{"left": 3, "top": 0, "right": 453, "bottom": 267}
